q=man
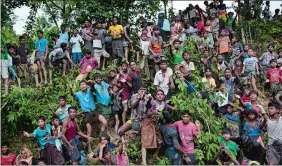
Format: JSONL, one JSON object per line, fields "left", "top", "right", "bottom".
{"left": 108, "top": 17, "right": 124, "bottom": 59}
{"left": 154, "top": 60, "right": 175, "bottom": 97}
{"left": 171, "top": 39, "right": 184, "bottom": 64}
{"left": 23, "top": 116, "right": 64, "bottom": 165}
{"left": 16, "top": 36, "right": 30, "bottom": 79}
{"left": 123, "top": 23, "right": 133, "bottom": 62}
{"left": 220, "top": 68, "right": 235, "bottom": 102}
{"left": 62, "top": 107, "right": 93, "bottom": 164}
{"left": 1, "top": 142, "right": 16, "bottom": 165}
{"left": 259, "top": 44, "right": 277, "bottom": 82}
{"left": 59, "top": 24, "right": 69, "bottom": 45}
{"left": 34, "top": 30, "right": 48, "bottom": 84}
{"left": 82, "top": 20, "right": 94, "bottom": 55}
{"left": 70, "top": 29, "right": 84, "bottom": 64}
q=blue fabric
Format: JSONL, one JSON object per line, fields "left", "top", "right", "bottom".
{"left": 165, "top": 147, "right": 182, "bottom": 165}
{"left": 94, "top": 81, "right": 111, "bottom": 106}
{"left": 244, "top": 102, "right": 252, "bottom": 111}
{"left": 186, "top": 26, "right": 198, "bottom": 35}
{"left": 56, "top": 104, "right": 71, "bottom": 122}
{"left": 8, "top": 66, "right": 16, "bottom": 80}
{"left": 243, "top": 121, "right": 261, "bottom": 137}
{"left": 72, "top": 52, "right": 83, "bottom": 64}
{"left": 225, "top": 113, "right": 239, "bottom": 123}
{"left": 75, "top": 88, "right": 96, "bottom": 112}
{"left": 96, "top": 142, "right": 116, "bottom": 154}
{"left": 33, "top": 124, "right": 55, "bottom": 149}
{"left": 242, "top": 53, "right": 249, "bottom": 61}
{"left": 34, "top": 39, "right": 49, "bottom": 52}
{"left": 59, "top": 32, "right": 69, "bottom": 44}
{"left": 184, "top": 80, "right": 197, "bottom": 94}
{"left": 162, "top": 19, "right": 171, "bottom": 31}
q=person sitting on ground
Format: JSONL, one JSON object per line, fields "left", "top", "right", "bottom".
{"left": 116, "top": 142, "right": 130, "bottom": 165}
{"left": 97, "top": 134, "right": 116, "bottom": 165}
{"left": 1, "top": 142, "right": 16, "bottom": 165}
{"left": 16, "top": 148, "right": 34, "bottom": 165}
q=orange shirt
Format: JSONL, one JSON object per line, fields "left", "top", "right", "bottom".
{"left": 218, "top": 36, "right": 230, "bottom": 54}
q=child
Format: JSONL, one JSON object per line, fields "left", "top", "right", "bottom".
{"left": 51, "top": 116, "right": 63, "bottom": 152}
{"left": 170, "top": 20, "right": 178, "bottom": 40}
{"left": 75, "top": 50, "right": 98, "bottom": 82}
{"left": 241, "top": 49, "right": 259, "bottom": 92}
{"left": 217, "top": 55, "right": 229, "bottom": 77}
{"left": 110, "top": 84, "right": 122, "bottom": 136}
{"left": 48, "top": 96, "right": 71, "bottom": 123}
{"left": 205, "top": 20, "right": 212, "bottom": 34}
{"left": 215, "top": 81, "right": 229, "bottom": 114}
{"left": 116, "top": 143, "right": 129, "bottom": 165}
{"left": 243, "top": 110, "right": 265, "bottom": 147}
{"left": 1, "top": 41, "right": 9, "bottom": 95}
{"left": 97, "top": 134, "right": 116, "bottom": 165}
{"left": 93, "top": 29, "right": 103, "bottom": 67}
{"left": 233, "top": 58, "right": 244, "bottom": 86}
{"left": 202, "top": 67, "right": 216, "bottom": 90}
{"left": 217, "top": 29, "right": 231, "bottom": 62}
{"left": 266, "top": 59, "right": 282, "bottom": 94}
{"left": 7, "top": 44, "right": 17, "bottom": 82}
{"left": 180, "top": 51, "right": 195, "bottom": 72}
{"left": 204, "top": 31, "right": 214, "bottom": 51}
{"left": 241, "top": 45, "right": 249, "bottom": 62}
{"left": 140, "top": 33, "right": 150, "bottom": 57}
{"left": 230, "top": 35, "right": 243, "bottom": 68}
{"left": 200, "top": 49, "right": 213, "bottom": 73}
{"left": 70, "top": 29, "right": 84, "bottom": 64}
{"left": 171, "top": 39, "right": 184, "bottom": 64}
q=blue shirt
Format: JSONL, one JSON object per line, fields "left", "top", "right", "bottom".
{"left": 225, "top": 113, "right": 239, "bottom": 123}
{"left": 33, "top": 124, "right": 55, "bottom": 149}
{"left": 187, "top": 26, "right": 198, "bottom": 35}
{"left": 94, "top": 81, "right": 111, "bottom": 106}
{"left": 59, "top": 32, "right": 69, "bottom": 44}
{"left": 75, "top": 88, "right": 96, "bottom": 112}
{"left": 34, "top": 38, "right": 48, "bottom": 52}
{"left": 56, "top": 104, "right": 71, "bottom": 122}
{"left": 243, "top": 121, "right": 261, "bottom": 137}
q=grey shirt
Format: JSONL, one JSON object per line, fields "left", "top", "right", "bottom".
{"left": 266, "top": 116, "right": 282, "bottom": 145}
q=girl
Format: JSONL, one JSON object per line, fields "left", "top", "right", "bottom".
{"left": 116, "top": 143, "right": 129, "bottom": 165}
{"left": 110, "top": 84, "right": 122, "bottom": 137}
{"left": 16, "top": 148, "right": 33, "bottom": 165}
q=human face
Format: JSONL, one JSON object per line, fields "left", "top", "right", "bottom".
{"left": 80, "top": 82, "right": 87, "bottom": 91}
{"left": 121, "top": 64, "right": 128, "bottom": 72}
{"left": 183, "top": 53, "right": 190, "bottom": 61}
{"left": 109, "top": 71, "right": 116, "bottom": 78}
{"left": 20, "top": 38, "right": 25, "bottom": 45}
{"left": 211, "top": 15, "right": 216, "bottom": 19}
{"left": 155, "top": 91, "right": 165, "bottom": 101}
{"left": 271, "top": 62, "right": 277, "bottom": 68}
{"left": 21, "top": 149, "right": 28, "bottom": 159}
{"left": 218, "top": 55, "right": 223, "bottom": 63}
{"left": 248, "top": 49, "right": 254, "bottom": 57}
{"left": 84, "top": 21, "right": 90, "bottom": 27}
{"left": 68, "top": 109, "right": 77, "bottom": 119}
{"left": 61, "top": 26, "right": 65, "bottom": 32}
{"left": 244, "top": 45, "right": 249, "bottom": 52}
{"left": 268, "top": 106, "right": 278, "bottom": 116}
{"left": 279, "top": 51, "right": 282, "bottom": 57}
{"left": 138, "top": 88, "right": 146, "bottom": 96}
{"left": 268, "top": 45, "right": 274, "bottom": 52}
{"left": 219, "top": 84, "right": 226, "bottom": 92}
{"left": 95, "top": 76, "right": 102, "bottom": 84}
{"left": 250, "top": 93, "right": 257, "bottom": 101}
{"left": 37, "top": 32, "right": 43, "bottom": 39}
{"left": 203, "top": 51, "right": 209, "bottom": 58}
{"left": 235, "top": 59, "right": 242, "bottom": 66}
{"left": 112, "top": 85, "right": 119, "bottom": 93}
{"left": 206, "top": 20, "right": 210, "bottom": 26}
{"left": 97, "top": 23, "right": 102, "bottom": 28}
{"left": 203, "top": 32, "right": 208, "bottom": 38}
{"left": 100, "top": 137, "right": 109, "bottom": 145}
{"left": 223, "top": 133, "right": 231, "bottom": 141}
{"left": 37, "top": 119, "right": 46, "bottom": 128}
{"left": 141, "top": 35, "right": 147, "bottom": 41}
{"left": 182, "top": 114, "right": 191, "bottom": 124}
{"left": 224, "top": 70, "right": 231, "bottom": 78}
{"left": 220, "top": 30, "right": 226, "bottom": 36}
{"left": 72, "top": 30, "right": 78, "bottom": 36}
{"left": 244, "top": 89, "right": 250, "bottom": 96}
{"left": 1, "top": 146, "right": 8, "bottom": 154}
{"left": 174, "top": 42, "right": 181, "bottom": 49}
{"left": 59, "top": 99, "right": 66, "bottom": 106}
{"left": 130, "top": 62, "right": 137, "bottom": 71}
{"left": 122, "top": 144, "right": 127, "bottom": 154}
{"left": 113, "top": 18, "right": 118, "bottom": 25}
{"left": 227, "top": 106, "right": 233, "bottom": 114}
{"left": 154, "top": 29, "right": 160, "bottom": 35}
{"left": 205, "top": 69, "right": 211, "bottom": 77}
{"left": 52, "top": 118, "right": 60, "bottom": 126}
{"left": 8, "top": 48, "right": 15, "bottom": 55}
{"left": 231, "top": 37, "right": 237, "bottom": 43}
{"left": 160, "top": 63, "right": 167, "bottom": 70}
{"left": 248, "top": 113, "right": 256, "bottom": 120}
{"left": 85, "top": 53, "right": 91, "bottom": 58}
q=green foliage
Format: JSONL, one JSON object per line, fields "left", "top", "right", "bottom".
{"left": 157, "top": 157, "right": 172, "bottom": 165}
{"left": 127, "top": 141, "right": 142, "bottom": 163}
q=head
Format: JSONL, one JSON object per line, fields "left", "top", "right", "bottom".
{"left": 266, "top": 1, "right": 269, "bottom": 5}
{"left": 246, "top": 110, "right": 258, "bottom": 121}
{"left": 7, "top": 44, "right": 15, "bottom": 55}
{"left": 141, "top": 33, "right": 147, "bottom": 41}
{"left": 249, "top": 90, "right": 258, "bottom": 102}
{"left": 155, "top": 89, "right": 165, "bottom": 101}
{"left": 205, "top": 67, "right": 212, "bottom": 77}
{"left": 129, "top": 60, "right": 137, "bottom": 71}
{"left": 37, "top": 116, "right": 46, "bottom": 128}
{"left": 159, "top": 60, "right": 168, "bottom": 70}
{"left": 186, "top": 22, "right": 191, "bottom": 28}
{"left": 231, "top": 35, "right": 239, "bottom": 43}
{"left": 220, "top": 29, "right": 226, "bottom": 36}
{"left": 51, "top": 34, "right": 59, "bottom": 41}
{"left": 109, "top": 69, "right": 117, "bottom": 78}
{"left": 173, "top": 39, "right": 181, "bottom": 49}
{"left": 138, "top": 85, "right": 147, "bottom": 96}
{"left": 219, "top": 81, "right": 226, "bottom": 92}
{"left": 171, "top": 20, "right": 175, "bottom": 25}
{"left": 118, "top": 142, "right": 127, "bottom": 155}
{"left": 268, "top": 44, "right": 274, "bottom": 52}
{"left": 79, "top": 80, "right": 88, "bottom": 91}
{"left": 203, "top": 31, "right": 208, "bottom": 38}
{"left": 20, "top": 161, "right": 29, "bottom": 165}
{"left": 224, "top": 68, "right": 232, "bottom": 79}
{"left": 58, "top": 96, "right": 66, "bottom": 106}
{"left": 37, "top": 30, "right": 43, "bottom": 39}
{"left": 218, "top": 54, "right": 223, "bottom": 63}
{"left": 244, "top": 45, "right": 249, "bottom": 52}
{"left": 268, "top": 102, "right": 280, "bottom": 116}
{"left": 235, "top": 58, "right": 242, "bottom": 67}
{"left": 227, "top": 105, "right": 233, "bottom": 114}
{"left": 84, "top": 20, "right": 91, "bottom": 27}
{"left": 222, "top": 128, "right": 232, "bottom": 141}
{"left": 61, "top": 24, "right": 66, "bottom": 32}
{"left": 19, "top": 36, "right": 25, "bottom": 45}
{"left": 243, "top": 88, "right": 250, "bottom": 96}
{"left": 228, "top": 12, "right": 234, "bottom": 18}
{"left": 112, "top": 84, "right": 120, "bottom": 93}
{"left": 181, "top": 110, "right": 192, "bottom": 124}
{"left": 153, "top": 26, "right": 160, "bottom": 35}
{"left": 72, "top": 29, "right": 78, "bottom": 36}
{"left": 248, "top": 49, "right": 254, "bottom": 57}
{"left": 94, "top": 73, "right": 102, "bottom": 83}
{"left": 68, "top": 106, "right": 77, "bottom": 119}
{"left": 204, "top": 1, "right": 209, "bottom": 6}
{"left": 1, "top": 142, "right": 10, "bottom": 155}
{"left": 51, "top": 116, "right": 60, "bottom": 126}
{"left": 99, "top": 134, "right": 110, "bottom": 145}
{"left": 203, "top": 49, "right": 209, "bottom": 58}
{"left": 277, "top": 59, "right": 282, "bottom": 67}
{"left": 270, "top": 59, "right": 277, "bottom": 68}
{"left": 278, "top": 48, "right": 282, "bottom": 57}
{"left": 112, "top": 17, "right": 118, "bottom": 25}
{"left": 121, "top": 62, "right": 128, "bottom": 72}
{"left": 211, "top": 13, "right": 216, "bottom": 19}
{"left": 163, "top": 111, "right": 173, "bottom": 124}
{"left": 60, "top": 43, "right": 68, "bottom": 51}
{"left": 205, "top": 20, "right": 211, "bottom": 26}
{"left": 85, "top": 49, "right": 92, "bottom": 58}
{"left": 275, "top": 9, "right": 280, "bottom": 14}
{"left": 37, "top": 158, "right": 46, "bottom": 165}
{"left": 96, "top": 21, "right": 102, "bottom": 28}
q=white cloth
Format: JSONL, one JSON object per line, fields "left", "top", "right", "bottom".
{"left": 267, "top": 116, "right": 282, "bottom": 145}
{"left": 8, "top": 55, "right": 13, "bottom": 67}
{"left": 0, "top": 59, "right": 9, "bottom": 79}
{"left": 215, "top": 91, "right": 229, "bottom": 107}
{"left": 140, "top": 40, "right": 150, "bottom": 56}
{"left": 70, "top": 35, "right": 84, "bottom": 53}
{"left": 93, "top": 39, "right": 102, "bottom": 49}
{"left": 154, "top": 67, "right": 173, "bottom": 95}
{"left": 181, "top": 61, "right": 195, "bottom": 71}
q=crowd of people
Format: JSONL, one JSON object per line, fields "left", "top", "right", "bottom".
{"left": 1, "top": 0, "right": 282, "bottom": 165}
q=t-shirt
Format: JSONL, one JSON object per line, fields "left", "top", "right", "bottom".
{"left": 1, "top": 153, "right": 16, "bottom": 165}
{"left": 70, "top": 35, "right": 83, "bottom": 53}
{"left": 154, "top": 68, "right": 173, "bottom": 95}
{"left": 94, "top": 81, "right": 111, "bottom": 106}
{"left": 172, "top": 121, "right": 198, "bottom": 153}
{"left": 59, "top": 32, "right": 69, "bottom": 44}
{"left": 172, "top": 46, "right": 184, "bottom": 64}
{"left": 119, "top": 73, "right": 132, "bottom": 101}
{"left": 140, "top": 40, "right": 150, "bottom": 56}
{"left": 108, "top": 25, "right": 123, "bottom": 39}
{"left": 243, "top": 57, "right": 258, "bottom": 73}
{"left": 231, "top": 43, "right": 243, "bottom": 58}
{"left": 266, "top": 68, "right": 281, "bottom": 83}
{"left": 149, "top": 36, "right": 163, "bottom": 54}
{"left": 181, "top": 61, "right": 195, "bottom": 71}
{"left": 33, "top": 124, "right": 55, "bottom": 149}
{"left": 202, "top": 77, "right": 216, "bottom": 89}
{"left": 218, "top": 36, "right": 230, "bottom": 54}
{"left": 218, "top": 136, "right": 238, "bottom": 158}
{"left": 243, "top": 121, "right": 261, "bottom": 137}
{"left": 56, "top": 104, "right": 71, "bottom": 122}
{"left": 34, "top": 38, "right": 49, "bottom": 52}
{"left": 80, "top": 56, "right": 98, "bottom": 74}
{"left": 161, "top": 19, "right": 170, "bottom": 32}
{"left": 8, "top": 55, "right": 13, "bottom": 67}
{"left": 215, "top": 91, "right": 229, "bottom": 107}
{"left": 75, "top": 88, "right": 96, "bottom": 112}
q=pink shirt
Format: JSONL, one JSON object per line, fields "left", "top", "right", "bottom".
{"left": 172, "top": 121, "right": 198, "bottom": 153}
{"left": 116, "top": 154, "right": 129, "bottom": 165}
{"left": 80, "top": 56, "right": 98, "bottom": 74}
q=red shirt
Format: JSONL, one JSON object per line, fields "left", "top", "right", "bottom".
{"left": 1, "top": 154, "right": 16, "bottom": 165}
{"left": 240, "top": 95, "right": 251, "bottom": 107}
{"left": 266, "top": 68, "right": 282, "bottom": 83}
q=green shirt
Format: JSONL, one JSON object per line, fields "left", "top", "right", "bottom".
{"left": 173, "top": 46, "right": 184, "bottom": 64}
{"left": 0, "top": 53, "right": 8, "bottom": 60}
{"left": 218, "top": 136, "right": 238, "bottom": 158}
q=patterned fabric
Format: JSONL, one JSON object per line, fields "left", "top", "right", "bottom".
{"left": 141, "top": 118, "right": 163, "bottom": 148}
{"left": 130, "top": 94, "right": 150, "bottom": 121}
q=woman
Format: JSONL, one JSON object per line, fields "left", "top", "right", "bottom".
{"left": 16, "top": 148, "right": 33, "bottom": 165}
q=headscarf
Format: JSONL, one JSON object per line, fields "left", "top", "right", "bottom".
{"left": 20, "top": 148, "right": 33, "bottom": 158}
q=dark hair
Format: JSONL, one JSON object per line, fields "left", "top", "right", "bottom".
{"left": 99, "top": 133, "right": 110, "bottom": 142}
{"left": 20, "top": 161, "right": 29, "bottom": 165}
{"left": 129, "top": 60, "right": 136, "bottom": 65}
{"left": 68, "top": 106, "right": 77, "bottom": 112}
{"left": 218, "top": 80, "right": 226, "bottom": 87}
{"left": 203, "top": 49, "right": 208, "bottom": 53}
{"left": 109, "top": 69, "right": 117, "bottom": 73}
{"left": 268, "top": 102, "right": 280, "bottom": 110}
{"left": 232, "top": 34, "right": 240, "bottom": 41}
{"left": 205, "top": 67, "right": 212, "bottom": 73}
{"left": 61, "top": 24, "right": 66, "bottom": 28}
{"left": 181, "top": 109, "right": 191, "bottom": 116}
{"left": 275, "top": 9, "right": 280, "bottom": 13}
{"left": 163, "top": 111, "right": 173, "bottom": 124}
{"left": 79, "top": 80, "right": 87, "bottom": 85}
{"left": 155, "top": 89, "right": 165, "bottom": 95}
{"left": 85, "top": 49, "right": 92, "bottom": 55}
{"left": 224, "top": 68, "right": 232, "bottom": 73}
{"left": 6, "top": 43, "right": 15, "bottom": 50}
{"left": 1, "top": 142, "right": 10, "bottom": 147}
{"left": 37, "top": 30, "right": 43, "bottom": 34}
{"left": 249, "top": 90, "right": 258, "bottom": 96}
{"left": 37, "top": 116, "right": 46, "bottom": 122}
{"left": 19, "top": 36, "right": 25, "bottom": 40}
{"left": 268, "top": 44, "right": 274, "bottom": 48}
{"left": 159, "top": 60, "right": 167, "bottom": 65}
{"left": 182, "top": 51, "right": 189, "bottom": 58}
{"left": 120, "top": 61, "right": 128, "bottom": 66}
{"left": 60, "top": 42, "right": 67, "bottom": 48}
{"left": 37, "top": 158, "right": 45, "bottom": 165}
{"left": 51, "top": 116, "right": 59, "bottom": 122}
{"left": 270, "top": 59, "right": 277, "bottom": 64}
{"left": 58, "top": 96, "right": 66, "bottom": 100}
{"left": 50, "top": 33, "right": 59, "bottom": 38}
{"left": 94, "top": 73, "right": 102, "bottom": 79}
{"left": 246, "top": 109, "right": 259, "bottom": 119}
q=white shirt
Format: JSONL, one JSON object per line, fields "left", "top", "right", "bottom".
{"left": 140, "top": 40, "right": 150, "bottom": 56}
{"left": 70, "top": 35, "right": 83, "bottom": 53}
{"left": 181, "top": 61, "right": 195, "bottom": 71}
{"left": 267, "top": 116, "right": 282, "bottom": 145}
{"left": 8, "top": 55, "right": 13, "bottom": 67}
{"left": 215, "top": 91, "right": 229, "bottom": 107}
{"left": 154, "top": 67, "right": 173, "bottom": 95}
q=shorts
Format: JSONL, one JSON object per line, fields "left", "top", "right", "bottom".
{"left": 83, "top": 111, "right": 100, "bottom": 124}
{"left": 123, "top": 40, "right": 129, "bottom": 47}
{"left": 0, "top": 59, "right": 9, "bottom": 79}
{"left": 97, "top": 104, "right": 112, "bottom": 120}
{"left": 36, "top": 52, "right": 45, "bottom": 62}
{"left": 53, "top": 57, "right": 67, "bottom": 66}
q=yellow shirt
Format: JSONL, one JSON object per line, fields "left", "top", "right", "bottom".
{"left": 108, "top": 25, "right": 123, "bottom": 39}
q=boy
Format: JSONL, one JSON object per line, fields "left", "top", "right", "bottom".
{"left": 242, "top": 49, "right": 259, "bottom": 92}
{"left": 48, "top": 96, "right": 71, "bottom": 123}
{"left": 16, "top": 36, "right": 30, "bottom": 79}
{"left": 220, "top": 68, "right": 235, "bottom": 102}
{"left": 217, "top": 54, "right": 229, "bottom": 77}
{"left": 266, "top": 59, "right": 282, "bottom": 94}
{"left": 34, "top": 30, "right": 48, "bottom": 84}
{"left": 217, "top": 29, "right": 231, "bottom": 62}
{"left": 75, "top": 50, "right": 98, "bottom": 82}
{"left": 259, "top": 44, "right": 277, "bottom": 82}
{"left": 244, "top": 90, "right": 266, "bottom": 117}
{"left": 108, "top": 17, "right": 124, "bottom": 59}
{"left": 1, "top": 142, "right": 16, "bottom": 165}
{"left": 23, "top": 116, "right": 64, "bottom": 165}
{"left": 180, "top": 51, "right": 195, "bottom": 72}
{"left": 7, "top": 44, "right": 17, "bottom": 82}
{"left": 93, "top": 29, "right": 104, "bottom": 67}
{"left": 215, "top": 81, "right": 229, "bottom": 114}
{"left": 1, "top": 40, "right": 9, "bottom": 95}
{"left": 230, "top": 35, "right": 243, "bottom": 68}
{"left": 51, "top": 116, "right": 63, "bottom": 152}
{"left": 97, "top": 134, "right": 116, "bottom": 165}
{"left": 172, "top": 110, "right": 201, "bottom": 165}
{"left": 70, "top": 29, "right": 84, "bottom": 64}
{"left": 171, "top": 39, "right": 184, "bottom": 64}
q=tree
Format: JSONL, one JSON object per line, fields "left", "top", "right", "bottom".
{"left": 1, "top": 0, "right": 28, "bottom": 25}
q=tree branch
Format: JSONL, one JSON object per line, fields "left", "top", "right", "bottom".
{"left": 44, "top": 1, "right": 59, "bottom": 28}
{"left": 49, "top": 0, "right": 64, "bottom": 12}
